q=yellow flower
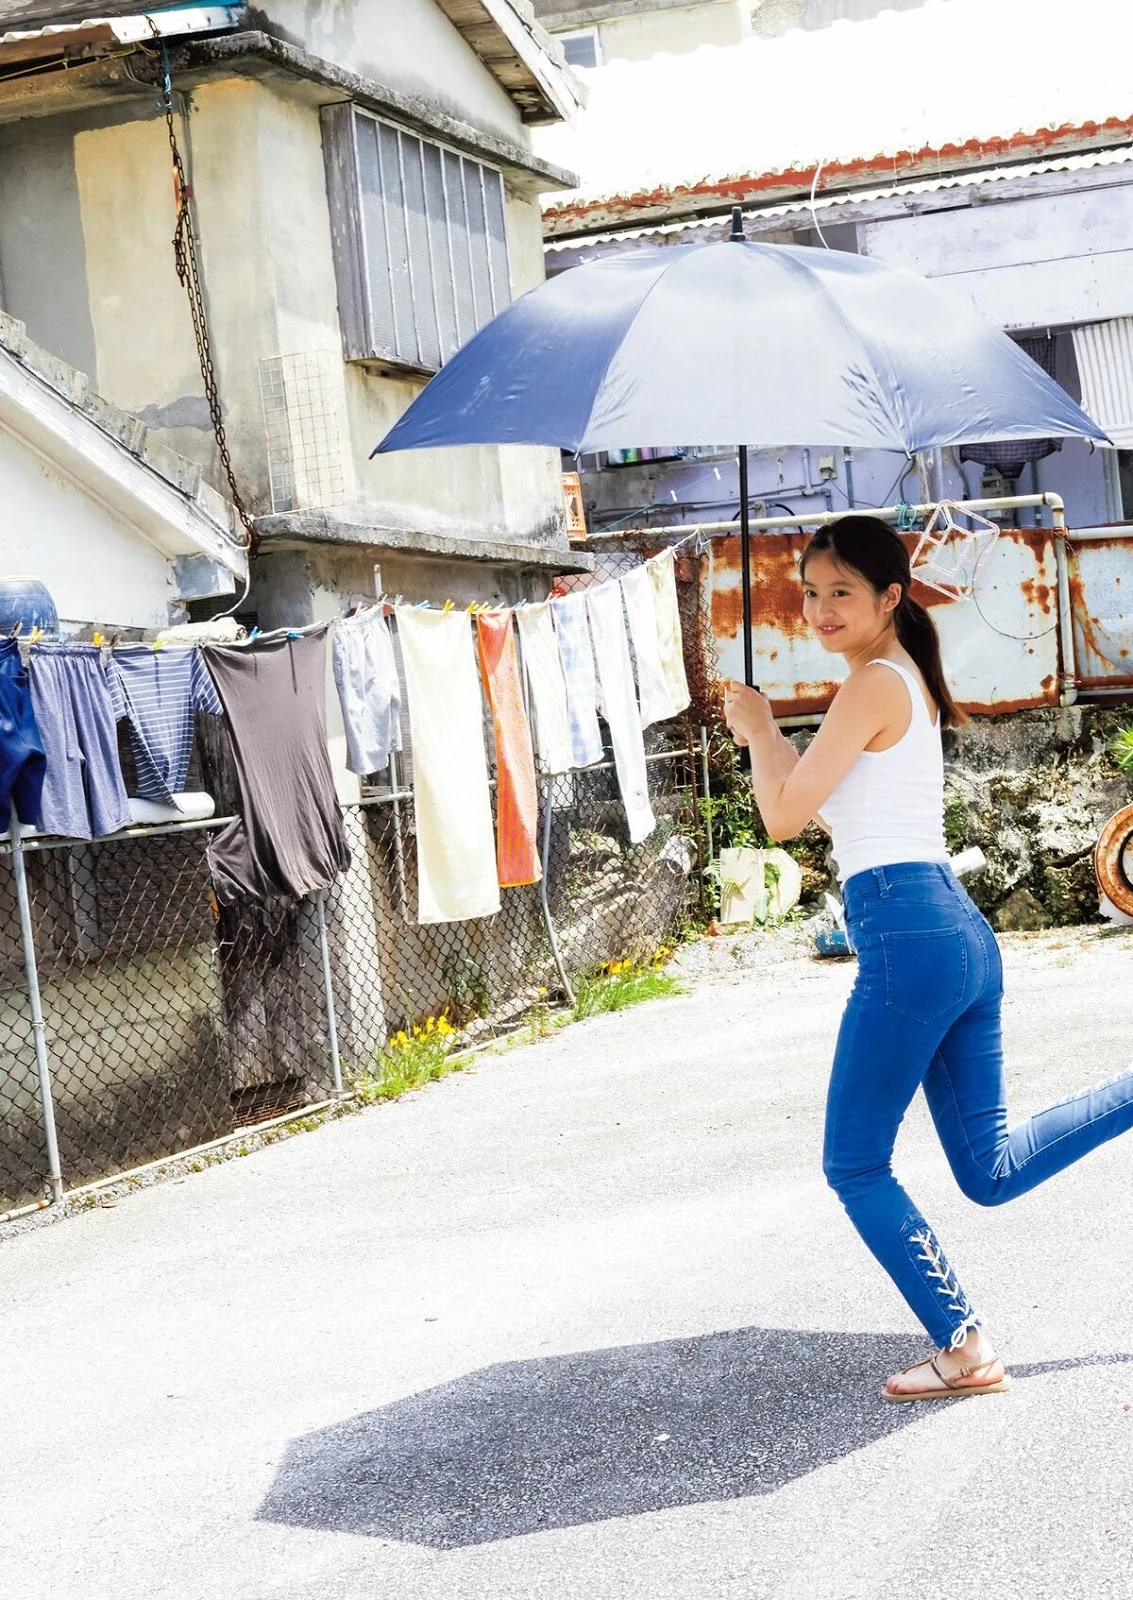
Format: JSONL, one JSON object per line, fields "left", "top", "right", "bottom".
{"left": 425, "top": 1017, "right": 436, "bottom": 1033}
{"left": 394, "top": 1030, "right": 408, "bottom": 1049}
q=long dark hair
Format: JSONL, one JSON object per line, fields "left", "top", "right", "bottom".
{"left": 799, "top": 515, "right": 966, "bottom": 728}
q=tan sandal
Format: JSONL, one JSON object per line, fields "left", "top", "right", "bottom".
{"left": 881, "top": 1351, "right": 1012, "bottom": 1404}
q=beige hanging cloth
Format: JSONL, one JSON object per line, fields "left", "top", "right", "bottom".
{"left": 396, "top": 607, "right": 500, "bottom": 925}
{"left": 648, "top": 550, "right": 691, "bottom": 715}
{"left": 621, "top": 562, "right": 680, "bottom": 727}
{"left": 515, "top": 603, "right": 573, "bottom": 775}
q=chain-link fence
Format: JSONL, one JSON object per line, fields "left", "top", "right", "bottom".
{"left": 0, "top": 739, "right": 699, "bottom": 1215}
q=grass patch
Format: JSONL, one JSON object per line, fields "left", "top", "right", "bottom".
{"left": 571, "top": 955, "right": 684, "bottom": 1021}
{"left": 350, "top": 1014, "right": 462, "bottom": 1104}
{"left": 1111, "top": 724, "right": 1133, "bottom": 776}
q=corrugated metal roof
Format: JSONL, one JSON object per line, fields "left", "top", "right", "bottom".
{"left": 545, "top": 145, "right": 1133, "bottom": 251}
{"left": 0, "top": 4, "right": 242, "bottom": 63}
{"left": 535, "top": 0, "right": 1133, "bottom": 233}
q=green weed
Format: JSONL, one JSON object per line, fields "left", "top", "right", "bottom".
{"left": 1111, "top": 724, "right": 1133, "bottom": 776}
{"left": 571, "top": 953, "right": 684, "bottom": 1020}
{"left": 350, "top": 1014, "right": 461, "bottom": 1104}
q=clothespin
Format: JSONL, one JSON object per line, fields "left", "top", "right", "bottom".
{"left": 8, "top": 622, "right": 20, "bottom": 639}
{"left": 92, "top": 630, "right": 104, "bottom": 647}
{"left": 152, "top": 636, "right": 163, "bottom": 650}
{"left": 28, "top": 626, "right": 40, "bottom": 644}
{"left": 286, "top": 630, "right": 301, "bottom": 639}
{"left": 442, "top": 599, "right": 454, "bottom": 615}
{"left": 249, "top": 626, "right": 261, "bottom": 640}
{"left": 466, "top": 600, "right": 477, "bottom": 614}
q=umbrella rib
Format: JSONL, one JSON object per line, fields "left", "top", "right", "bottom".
{"left": 578, "top": 261, "right": 693, "bottom": 451}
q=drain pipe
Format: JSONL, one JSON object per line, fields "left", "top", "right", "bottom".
{"left": 9, "top": 806, "right": 63, "bottom": 1205}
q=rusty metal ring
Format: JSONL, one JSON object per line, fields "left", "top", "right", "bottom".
{"left": 1095, "top": 804, "right": 1133, "bottom": 917}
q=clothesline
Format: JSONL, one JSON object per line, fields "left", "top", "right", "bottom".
{"left": 0, "top": 542, "right": 693, "bottom": 927}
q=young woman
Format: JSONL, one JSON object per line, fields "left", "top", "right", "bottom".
{"left": 723, "top": 514, "right": 1133, "bottom": 1402}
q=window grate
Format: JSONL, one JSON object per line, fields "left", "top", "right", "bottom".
{"left": 324, "top": 105, "right": 511, "bottom": 372}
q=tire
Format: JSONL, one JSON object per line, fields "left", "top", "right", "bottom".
{"left": 1095, "top": 804, "right": 1133, "bottom": 917}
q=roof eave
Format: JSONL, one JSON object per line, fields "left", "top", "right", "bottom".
{"left": 433, "top": 0, "right": 587, "bottom": 126}
{"left": 542, "top": 118, "right": 1133, "bottom": 238}
{"left": 0, "top": 315, "right": 246, "bottom": 579}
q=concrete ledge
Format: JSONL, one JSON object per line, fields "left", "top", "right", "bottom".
{"left": 255, "top": 511, "right": 595, "bottom": 572}
{"left": 170, "top": 31, "right": 579, "bottom": 194}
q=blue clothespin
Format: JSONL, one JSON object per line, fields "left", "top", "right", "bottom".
{"left": 249, "top": 626, "right": 261, "bottom": 641}
{"left": 287, "top": 630, "right": 301, "bottom": 639}
{"left": 895, "top": 502, "right": 918, "bottom": 532}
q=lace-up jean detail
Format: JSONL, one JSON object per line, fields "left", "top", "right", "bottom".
{"left": 823, "top": 862, "right": 1133, "bottom": 1349}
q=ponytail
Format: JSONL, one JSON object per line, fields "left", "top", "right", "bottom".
{"left": 800, "top": 515, "right": 967, "bottom": 729}
{"left": 894, "top": 593, "right": 966, "bottom": 729}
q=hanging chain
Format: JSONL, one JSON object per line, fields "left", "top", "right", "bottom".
{"left": 157, "top": 47, "right": 256, "bottom": 551}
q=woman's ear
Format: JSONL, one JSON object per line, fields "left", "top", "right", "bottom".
{"left": 880, "top": 583, "right": 902, "bottom": 616}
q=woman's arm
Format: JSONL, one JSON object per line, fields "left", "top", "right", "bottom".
{"left": 749, "top": 725, "right": 831, "bottom": 834}
{"left": 724, "top": 669, "right": 899, "bottom": 840}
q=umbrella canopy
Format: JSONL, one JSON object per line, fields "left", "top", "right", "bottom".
{"left": 374, "top": 238, "right": 1108, "bottom": 458}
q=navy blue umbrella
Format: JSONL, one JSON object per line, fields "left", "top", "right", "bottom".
{"left": 375, "top": 210, "right": 1107, "bottom": 682}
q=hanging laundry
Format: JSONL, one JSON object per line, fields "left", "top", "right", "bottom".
{"left": 203, "top": 627, "right": 350, "bottom": 904}
{"left": 396, "top": 607, "right": 500, "bottom": 925}
{"left": 476, "top": 611, "right": 541, "bottom": 889}
{"left": 620, "top": 563, "right": 679, "bottom": 728}
{"left": 105, "top": 645, "right": 223, "bottom": 804}
{"left": 0, "top": 639, "right": 45, "bottom": 827}
{"left": 648, "top": 550, "right": 691, "bottom": 715}
{"left": 28, "top": 644, "right": 131, "bottom": 840}
{"left": 585, "top": 584, "right": 656, "bottom": 845}
{"left": 515, "top": 603, "right": 572, "bottom": 775}
{"left": 331, "top": 608, "right": 402, "bottom": 776}
{"left": 551, "top": 591, "right": 604, "bottom": 769}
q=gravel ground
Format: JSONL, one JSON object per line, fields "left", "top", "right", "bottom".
{"left": 2, "top": 923, "right": 1132, "bottom": 1600}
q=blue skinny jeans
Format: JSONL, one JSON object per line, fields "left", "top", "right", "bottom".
{"left": 825, "top": 861, "right": 1133, "bottom": 1350}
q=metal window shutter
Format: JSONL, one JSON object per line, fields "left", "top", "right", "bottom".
{"left": 1072, "top": 319, "right": 1133, "bottom": 448}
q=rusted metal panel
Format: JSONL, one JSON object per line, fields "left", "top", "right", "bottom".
{"left": 706, "top": 527, "right": 1061, "bottom": 717}
{"left": 1068, "top": 530, "right": 1133, "bottom": 689}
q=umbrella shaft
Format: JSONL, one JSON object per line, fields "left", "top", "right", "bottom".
{"left": 739, "top": 445, "right": 754, "bottom": 687}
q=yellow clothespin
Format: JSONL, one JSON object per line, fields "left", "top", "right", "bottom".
{"left": 466, "top": 600, "right": 477, "bottom": 614}
{"left": 92, "top": 631, "right": 104, "bottom": 647}
{"left": 442, "top": 599, "right": 454, "bottom": 615}
{"left": 28, "top": 626, "right": 40, "bottom": 644}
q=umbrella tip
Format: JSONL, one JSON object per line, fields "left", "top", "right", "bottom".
{"left": 729, "top": 205, "right": 745, "bottom": 241}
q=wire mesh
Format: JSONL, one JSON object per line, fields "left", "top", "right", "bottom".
{"left": 0, "top": 748, "right": 698, "bottom": 1211}
{"left": 0, "top": 826, "right": 336, "bottom": 1211}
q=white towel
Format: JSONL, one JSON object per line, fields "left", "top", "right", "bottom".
{"left": 585, "top": 584, "right": 656, "bottom": 844}
{"left": 551, "top": 591, "right": 604, "bottom": 769}
{"left": 396, "top": 608, "right": 500, "bottom": 925}
{"left": 620, "top": 563, "right": 679, "bottom": 728}
{"left": 516, "top": 604, "right": 573, "bottom": 775}
{"left": 648, "top": 550, "right": 691, "bottom": 715}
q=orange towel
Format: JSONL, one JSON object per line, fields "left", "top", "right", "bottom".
{"left": 476, "top": 611, "right": 542, "bottom": 889}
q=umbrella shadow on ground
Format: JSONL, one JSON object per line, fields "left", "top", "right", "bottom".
{"left": 256, "top": 1326, "right": 1131, "bottom": 1549}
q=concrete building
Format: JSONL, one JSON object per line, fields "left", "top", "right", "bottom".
{"left": 0, "top": 0, "right": 587, "bottom": 654}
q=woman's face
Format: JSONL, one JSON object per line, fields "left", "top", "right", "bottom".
{"left": 801, "top": 549, "right": 899, "bottom": 654}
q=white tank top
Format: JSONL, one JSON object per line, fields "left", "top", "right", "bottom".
{"left": 820, "top": 658, "right": 949, "bottom": 885}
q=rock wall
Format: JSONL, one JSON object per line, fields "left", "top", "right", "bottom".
{"left": 942, "top": 707, "right": 1131, "bottom": 930}
{"left": 785, "top": 706, "right": 1132, "bottom": 929}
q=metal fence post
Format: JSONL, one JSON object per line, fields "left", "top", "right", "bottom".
{"left": 8, "top": 807, "right": 64, "bottom": 1204}
{"left": 314, "top": 889, "right": 345, "bottom": 1096}
{"left": 539, "top": 775, "right": 575, "bottom": 1008}
{"left": 699, "top": 725, "right": 712, "bottom": 860}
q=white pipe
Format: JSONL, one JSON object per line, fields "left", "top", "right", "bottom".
{"left": 582, "top": 492, "right": 1067, "bottom": 541}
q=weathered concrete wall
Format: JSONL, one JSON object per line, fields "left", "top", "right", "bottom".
{"left": 3, "top": 75, "right": 564, "bottom": 547}
{"left": 0, "top": 115, "right": 96, "bottom": 379}
{"left": 253, "top": 0, "right": 529, "bottom": 145}
{"left": 0, "top": 423, "right": 178, "bottom": 630}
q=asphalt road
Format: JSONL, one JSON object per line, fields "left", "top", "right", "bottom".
{"left": 3, "top": 925, "right": 1132, "bottom": 1600}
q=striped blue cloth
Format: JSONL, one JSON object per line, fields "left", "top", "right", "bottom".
{"left": 105, "top": 646, "right": 222, "bottom": 804}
